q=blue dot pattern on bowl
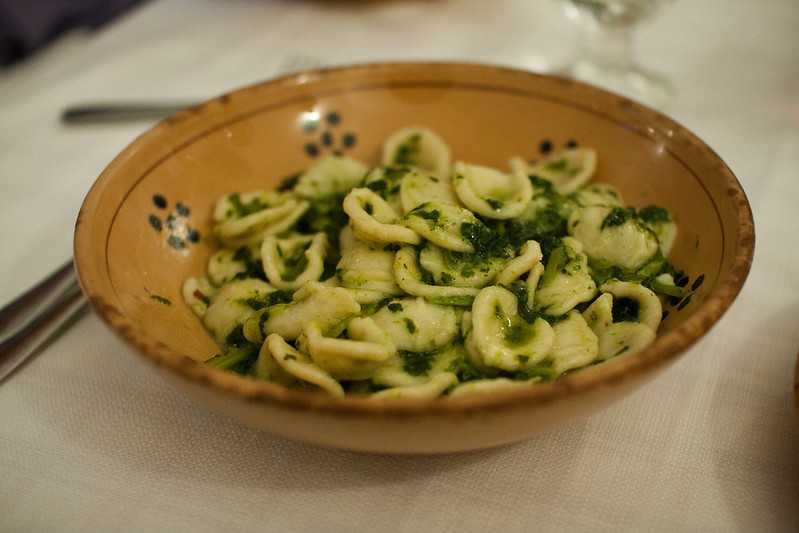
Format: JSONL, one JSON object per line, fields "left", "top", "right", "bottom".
{"left": 302, "top": 111, "right": 357, "bottom": 158}
{"left": 149, "top": 194, "right": 200, "bottom": 249}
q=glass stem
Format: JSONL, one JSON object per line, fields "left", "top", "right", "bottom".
{"left": 575, "top": 24, "right": 636, "bottom": 72}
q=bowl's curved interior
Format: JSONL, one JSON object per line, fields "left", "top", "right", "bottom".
{"left": 74, "top": 62, "right": 753, "bottom": 422}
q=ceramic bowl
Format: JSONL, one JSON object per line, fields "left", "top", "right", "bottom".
{"left": 74, "top": 62, "right": 754, "bottom": 453}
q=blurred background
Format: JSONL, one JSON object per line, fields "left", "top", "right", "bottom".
{"left": 0, "top": 2, "right": 797, "bottom": 531}
{"left": 0, "top": 0, "right": 149, "bottom": 66}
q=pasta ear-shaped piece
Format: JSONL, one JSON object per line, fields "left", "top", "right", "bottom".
{"left": 521, "top": 262, "right": 545, "bottom": 312}
{"left": 369, "top": 372, "right": 458, "bottom": 400}
{"left": 400, "top": 168, "right": 461, "bottom": 213}
{"left": 393, "top": 245, "right": 480, "bottom": 305}
{"left": 550, "top": 310, "right": 600, "bottom": 375}
{"left": 346, "top": 315, "right": 395, "bottom": 344}
{"left": 370, "top": 345, "right": 463, "bottom": 388}
{"left": 260, "top": 232, "right": 328, "bottom": 290}
{"left": 338, "top": 223, "right": 359, "bottom": 252}
{"left": 533, "top": 238, "right": 597, "bottom": 317}
{"left": 513, "top": 147, "right": 597, "bottom": 195}
{"left": 493, "top": 240, "right": 545, "bottom": 313}
{"left": 340, "top": 287, "right": 398, "bottom": 306}
{"left": 381, "top": 127, "right": 451, "bottom": 177}
{"left": 253, "top": 337, "right": 300, "bottom": 386}
{"left": 599, "top": 280, "right": 663, "bottom": 331}
{"left": 399, "top": 202, "right": 484, "bottom": 252}
{"left": 449, "top": 377, "right": 532, "bottom": 398}
{"left": 260, "top": 281, "right": 361, "bottom": 341}
{"left": 265, "top": 334, "right": 345, "bottom": 397}
{"left": 206, "top": 245, "right": 258, "bottom": 285}
{"left": 417, "top": 243, "right": 503, "bottom": 289}
{"left": 452, "top": 161, "right": 533, "bottom": 219}
{"left": 654, "top": 220, "right": 677, "bottom": 256}
{"left": 295, "top": 321, "right": 395, "bottom": 381}
{"left": 494, "top": 240, "right": 543, "bottom": 286}
{"left": 336, "top": 236, "right": 404, "bottom": 295}
{"left": 202, "top": 278, "right": 276, "bottom": 343}
{"left": 369, "top": 297, "right": 462, "bottom": 353}
{"left": 459, "top": 311, "right": 496, "bottom": 377}
{"left": 467, "top": 286, "right": 555, "bottom": 372}
{"left": 343, "top": 188, "right": 422, "bottom": 245}
{"left": 213, "top": 190, "right": 282, "bottom": 222}
{"left": 572, "top": 183, "right": 624, "bottom": 208}
{"left": 581, "top": 292, "right": 657, "bottom": 360}
{"left": 292, "top": 155, "right": 368, "bottom": 198}
{"left": 214, "top": 195, "right": 309, "bottom": 247}
{"left": 639, "top": 206, "right": 678, "bottom": 256}
{"left": 362, "top": 165, "right": 406, "bottom": 213}
{"left": 568, "top": 205, "right": 659, "bottom": 270}
{"left": 182, "top": 276, "right": 216, "bottom": 318}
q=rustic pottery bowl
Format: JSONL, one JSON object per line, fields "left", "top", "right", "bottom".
{"left": 74, "top": 62, "right": 754, "bottom": 454}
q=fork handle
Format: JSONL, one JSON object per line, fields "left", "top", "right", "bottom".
{"left": 61, "top": 102, "right": 195, "bottom": 124}
{"left": 0, "top": 261, "right": 88, "bottom": 383}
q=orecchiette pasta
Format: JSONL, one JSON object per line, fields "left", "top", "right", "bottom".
{"left": 382, "top": 127, "right": 451, "bottom": 177}
{"left": 510, "top": 147, "right": 597, "bottom": 195}
{"left": 452, "top": 161, "right": 533, "bottom": 219}
{"left": 213, "top": 191, "right": 309, "bottom": 247}
{"left": 189, "top": 127, "right": 687, "bottom": 399}
{"left": 260, "top": 232, "right": 328, "bottom": 290}
{"left": 343, "top": 187, "right": 422, "bottom": 245}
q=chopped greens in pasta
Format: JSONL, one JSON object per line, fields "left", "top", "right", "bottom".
{"left": 185, "top": 127, "right": 685, "bottom": 399}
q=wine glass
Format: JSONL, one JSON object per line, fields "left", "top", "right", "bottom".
{"left": 553, "top": 0, "right": 675, "bottom": 109}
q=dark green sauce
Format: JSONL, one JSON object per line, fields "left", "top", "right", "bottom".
{"left": 399, "top": 349, "right": 435, "bottom": 376}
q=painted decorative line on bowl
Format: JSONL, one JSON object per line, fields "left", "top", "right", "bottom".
{"left": 148, "top": 194, "right": 200, "bottom": 250}
{"left": 302, "top": 110, "right": 357, "bottom": 158}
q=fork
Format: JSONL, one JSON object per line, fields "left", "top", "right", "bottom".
{"left": 0, "top": 260, "right": 86, "bottom": 383}
{"left": 61, "top": 53, "right": 325, "bottom": 124}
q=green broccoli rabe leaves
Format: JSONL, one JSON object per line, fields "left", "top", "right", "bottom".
{"left": 543, "top": 243, "right": 584, "bottom": 279}
{"left": 460, "top": 221, "right": 501, "bottom": 254}
{"left": 227, "top": 193, "right": 268, "bottom": 217}
{"left": 365, "top": 165, "right": 407, "bottom": 201}
{"left": 488, "top": 176, "right": 573, "bottom": 260}
{"left": 295, "top": 193, "right": 349, "bottom": 278}
{"left": 391, "top": 133, "right": 423, "bottom": 166}
{"left": 445, "top": 356, "right": 487, "bottom": 383}
{"left": 206, "top": 345, "right": 257, "bottom": 373}
{"left": 232, "top": 246, "right": 267, "bottom": 282}
{"left": 508, "top": 358, "right": 559, "bottom": 382}
{"left": 590, "top": 252, "right": 686, "bottom": 299}
{"left": 446, "top": 354, "right": 572, "bottom": 386}
{"left": 638, "top": 205, "right": 672, "bottom": 224}
{"left": 278, "top": 241, "right": 312, "bottom": 282}
{"left": 600, "top": 206, "right": 636, "bottom": 229}
{"left": 238, "top": 289, "right": 293, "bottom": 310}
{"left": 206, "top": 325, "right": 260, "bottom": 374}
{"left": 612, "top": 297, "right": 641, "bottom": 323}
{"left": 398, "top": 350, "right": 436, "bottom": 376}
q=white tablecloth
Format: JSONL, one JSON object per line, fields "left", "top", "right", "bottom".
{"left": 1, "top": 1, "right": 797, "bottom": 531}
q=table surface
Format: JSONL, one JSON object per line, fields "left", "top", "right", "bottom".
{"left": 1, "top": 0, "right": 797, "bottom": 531}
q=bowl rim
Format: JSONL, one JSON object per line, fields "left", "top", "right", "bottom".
{"left": 74, "top": 60, "right": 755, "bottom": 417}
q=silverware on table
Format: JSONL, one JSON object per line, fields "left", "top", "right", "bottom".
{"left": 61, "top": 101, "right": 197, "bottom": 124}
{"left": 61, "top": 54, "right": 325, "bottom": 125}
{"left": 0, "top": 260, "right": 87, "bottom": 383}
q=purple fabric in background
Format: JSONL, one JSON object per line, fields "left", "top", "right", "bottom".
{"left": 0, "top": 0, "right": 148, "bottom": 65}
